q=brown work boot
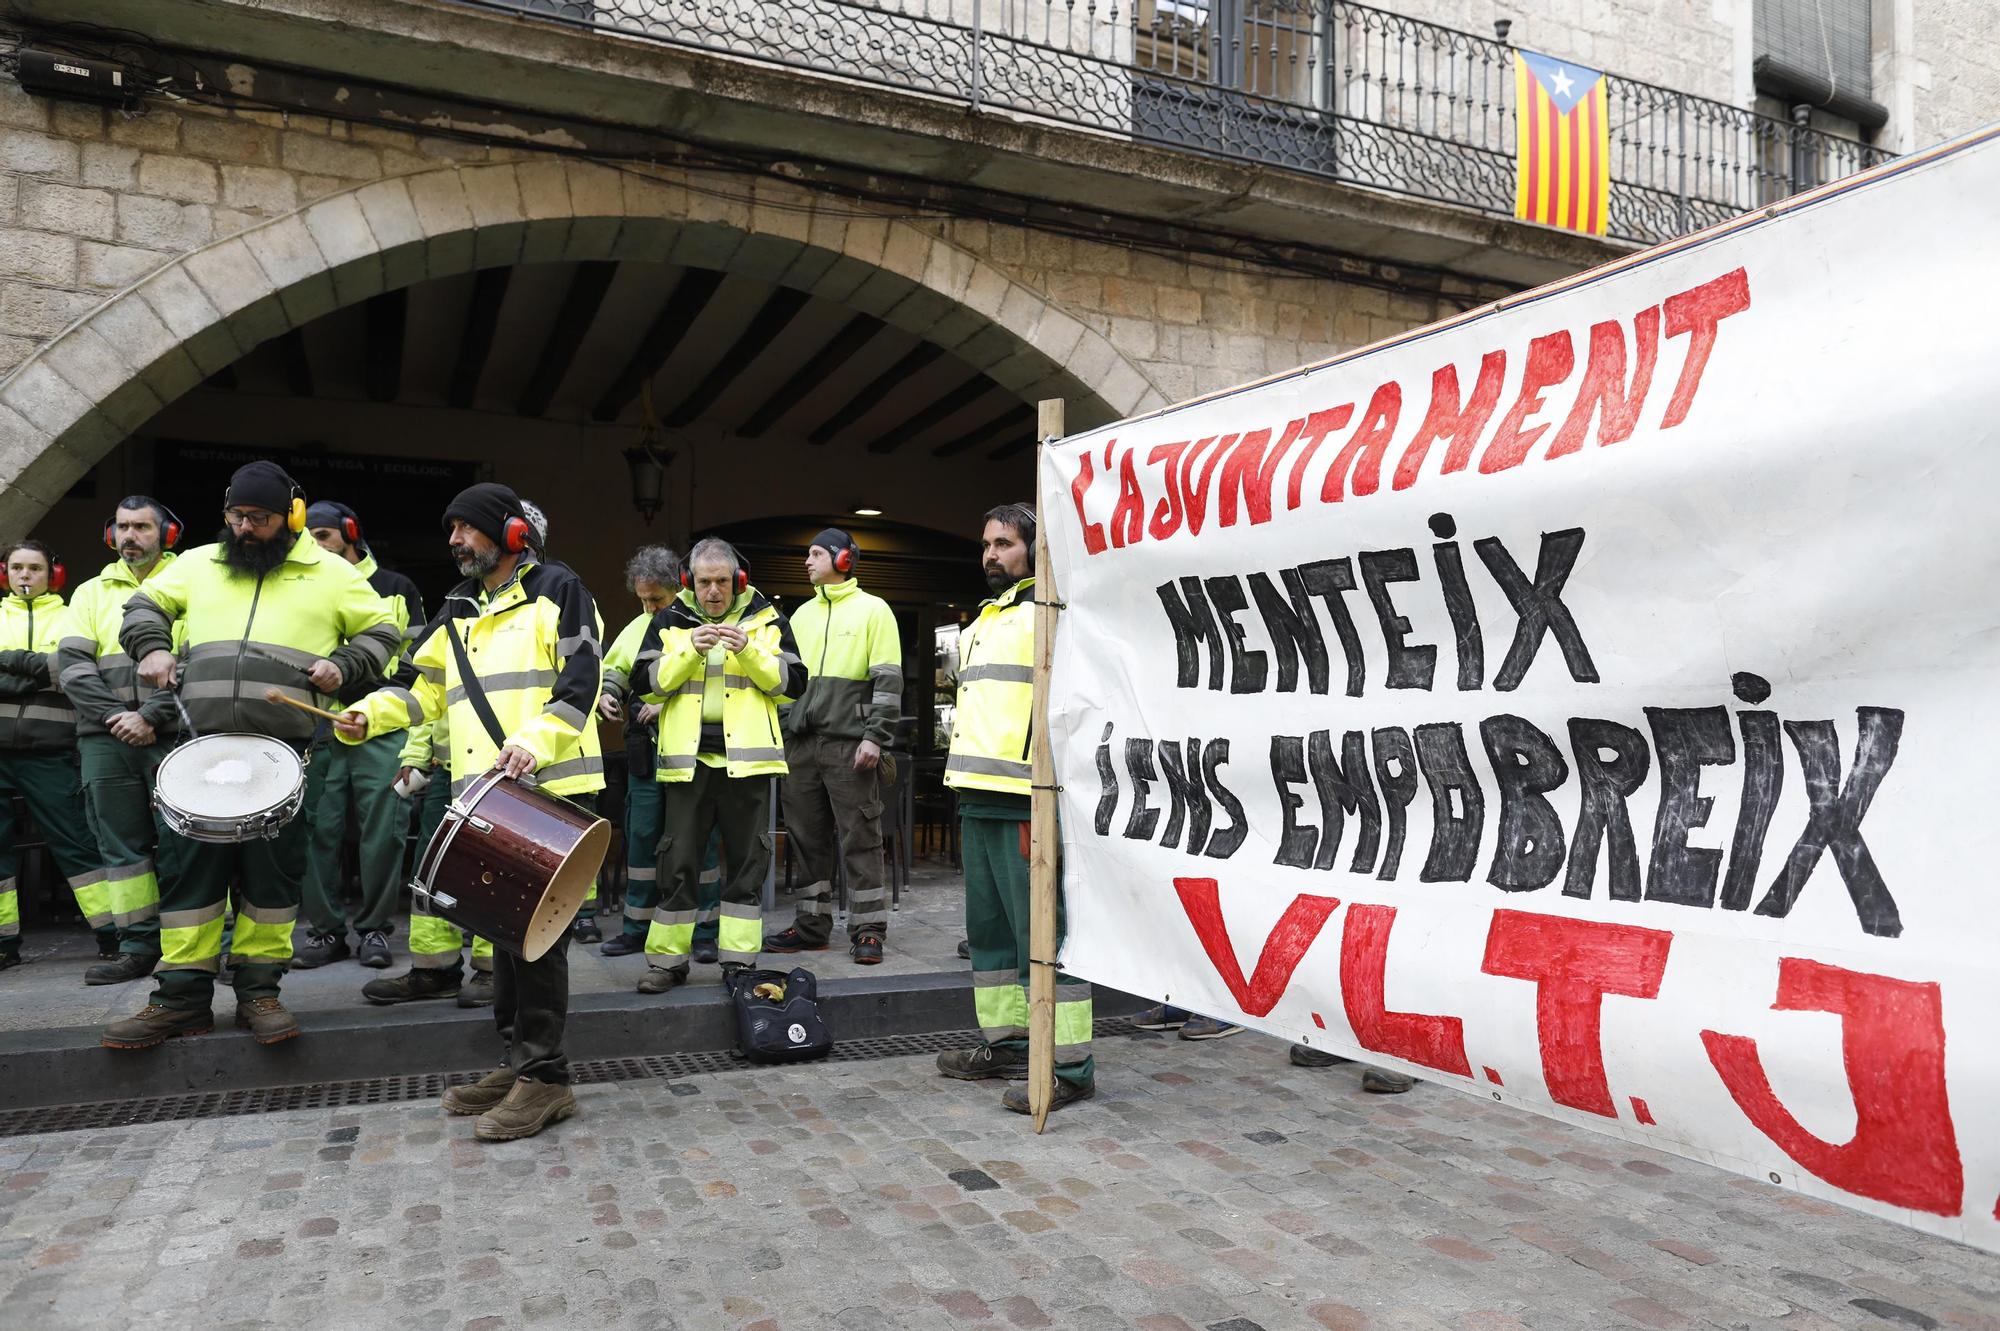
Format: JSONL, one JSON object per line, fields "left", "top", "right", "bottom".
{"left": 936, "top": 1043, "right": 1029, "bottom": 1081}
{"left": 636, "top": 965, "right": 687, "bottom": 994}
{"left": 362, "top": 967, "right": 460, "bottom": 1006}
{"left": 1002, "top": 1078, "right": 1096, "bottom": 1114}
{"left": 442, "top": 1065, "right": 517, "bottom": 1116}
{"left": 235, "top": 996, "right": 301, "bottom": 1045}
{"left": 102, "top": 1003, "right": 213, "bottom": 1050}
{"left": 473, "top": 1077, "right": 577, "bottom": 1141}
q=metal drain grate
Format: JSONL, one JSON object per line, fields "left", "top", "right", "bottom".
{"left": 0, "top": 1018, "right": 1143, "bottom": 1138}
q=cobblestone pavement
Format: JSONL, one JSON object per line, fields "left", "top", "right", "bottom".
{"left": 4, "top": 1031, "right": 1995, "bottom": 1331}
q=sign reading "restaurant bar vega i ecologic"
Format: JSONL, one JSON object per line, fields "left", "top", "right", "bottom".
{"left": 1039, "top": 125, "right": 2000, "bottom": 1252}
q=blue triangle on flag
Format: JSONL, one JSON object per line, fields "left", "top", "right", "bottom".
{"left": 1519, "top": 49, "right": 1604, "bottom": 116}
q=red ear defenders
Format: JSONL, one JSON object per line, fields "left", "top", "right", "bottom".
{"left": 680, "top": 545, "right": 749, "bottom": 593}
{"left": 832, "top": 544, "right": 854, "bottom": 575}
{"left": 105, "top": 503, "right": 185, "bottom": 552}
{"left": 337, "top": 509, "right": 362, "bottom": 546}
{"left": 0, "top": 554, "right": 65, "bottom": 595}
{"left": 502, "top": 514, "right": 532, "bottom": 554}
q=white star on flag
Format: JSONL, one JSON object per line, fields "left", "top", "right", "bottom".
{"left": 1550, "top": 65, "right": 1575, "bottom": 98}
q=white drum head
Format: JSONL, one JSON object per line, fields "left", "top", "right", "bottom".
{"left": 158, "top": 733, "right": 305, "bottom": 819}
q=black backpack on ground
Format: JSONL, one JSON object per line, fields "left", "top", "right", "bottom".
{"left": 727, "top": 965, "right": 833, "bottom": 1064}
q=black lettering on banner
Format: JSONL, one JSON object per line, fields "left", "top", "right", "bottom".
{"left": 1721, "top": 675, "right": 1783, "bottom": 911}
{"left": 1310, "top": 729, "right": 1381, "bottom": 873}
{"left": 1475, "top": 527, "right": 1599, "bottom": 691}
{"left": 1755, "top": 708, "right": 1905, "bottom": 937}
{"left": 1563, "top": 717, "right": 1651, "bottom": 901}
{"left": 1371, "top": 726, "right": 1419, "bottom": 881}
{"left": 1482, "top": 713, "right": 1570, "bottom": 891}
{"left": 1155, "top": 739, "right": 1190, "bottom": 851}
{"left": 1298, "top": 558, "right": 1365, "bottom": 697}
{"left": 1644, "top": 705, "right": 1735, "bottom": 908}
{"left": 1170, "top": 740, "right": 1213, "bottom": 853}
{"left": 1122, "top": 737, "right": 1161, "bottom": 842}
{"left": 1415, "top": 722, "right": 1483, "bottom": 882}
{"left": 1202, "top": 738, "right": 1249, "bottom": 859}
{"left": 1270, "top": 735, "right": 1316, "bottom": 869}
{"left": 1093, "top": 722, "right": 1119, "bottom": 837}
{"left": 1249, "top": 569, "right": 1331, "bottom": 694}
{"left": 1428, "top": 513, "right": 1485, "bottom": 691}
{"left": 1204, "top": 576, "right": 1268, "bottom": 695}
{"left": 1359, "top": 548, "right": 1438, "bottom": 690}
{"left": 1157, "top": 577, "right": 1222, "bottom": 690}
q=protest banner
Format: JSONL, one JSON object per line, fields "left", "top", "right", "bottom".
{"left": 1038, "top": 126, "right": 2000, "bottom": 1251}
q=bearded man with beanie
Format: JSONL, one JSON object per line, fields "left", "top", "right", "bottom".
{"left": 336, "top": 481, "right": 604, "bottom": 1141}
{"left": 295, "top": 501, "right": 426, "bottom": 969}
{"left": 765, "top": 528, "right": 902, "bottom": 964}
{"left": 105, "top": 461, "right": 399, "bottom": 1050}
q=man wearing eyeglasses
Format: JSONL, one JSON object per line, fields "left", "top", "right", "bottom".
{"left": 101, "top": 461, "right": 399, "bottom": 1052}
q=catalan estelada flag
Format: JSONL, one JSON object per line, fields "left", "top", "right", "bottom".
{"left": 1513, "top": 49, "right": 1610, "bottom": 236}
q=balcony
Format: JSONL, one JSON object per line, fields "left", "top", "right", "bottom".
{"left": 463, "top": 0, "right": 1893, "bottom": 248}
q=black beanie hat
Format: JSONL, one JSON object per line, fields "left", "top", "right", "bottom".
{"left": 225, "top": 460, "right": 298, "bottom": 516}
{"left": 304, "top": 501, "right": 356, "bottom": 534}
{"left": 443, "top": 482, "right": 526, "bottom": 548}
{"left": 811, "top": 527, "right": 858, "bottom": 572}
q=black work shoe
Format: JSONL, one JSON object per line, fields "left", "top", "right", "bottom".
{"left": 356, "top": 930, "right": 392, "bottom": 969}
{"left": 936, "top": 1044, "right": 1029, "bottom": 1081}
{"left": 718, "top": 961, "right": 749, "bottom": 990}
{"left": 362, "top": 968, "right": 460, "bottom": 1006}
{"left": 0, "top": 952, "right": 21, "bottom": 972}
{"left": 572, "top": 914, "right": 602, "bottom": 944}
{"left": 850, "top": 933, "right": 884, "bottom": 965}
{"left": 96, "top": 940, "right": 121, "bottom": 961}
{"left": 1288, "top": 1043, "right": 1350, "bottom": 1068}
{"left": 600, "top": 934, "right": 643, "bottom": 957}
{"left": 457, "top": 970, "right": 494, "bottom": 1008}
{"left": 691, "top": 938, "right": 719, "bottom": 965}
{"left": 955, "top": 938, "right": 970, "bottom": 960}
{"left": 85, "top": 953, "right": 158, "bottom": 986}
{"left": 235, "top": 996, "right": 300, "bottom": 1045}
{"left": 1362, "top": 1068, "right": 1416, "bottom": 1094}
{"left": 443, "top": 1065, "right": 517, "bottom": 1116}
{"left": 763, "top": 926, "right": 829, "bottom": 954}
{"left": 102, "top": 1003, "right": 212, "bottom": 1049}
{"left": 291, "top": 931, "right": 351, "bottom": 969}
{"left": 1002, "top": 1079, "right": 1096, "bottom": 1115}
{"left": 636, "top": 965, "right": 687, "bottom": 994}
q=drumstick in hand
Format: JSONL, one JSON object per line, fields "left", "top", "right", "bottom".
{"left": 263, "top": 688, "right": 348, "bottom": 724}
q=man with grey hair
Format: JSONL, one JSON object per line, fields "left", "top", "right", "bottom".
{"left": 598, "top": 544, "right": 680, "bottom": 956}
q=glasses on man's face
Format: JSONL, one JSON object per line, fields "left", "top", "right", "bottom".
{"left": 223, "top": 508, "right": 282, "bottom": 529}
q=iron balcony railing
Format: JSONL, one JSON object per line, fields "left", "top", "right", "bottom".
{"left": 475, "top": 0, "right": 1894, "bottom": 247}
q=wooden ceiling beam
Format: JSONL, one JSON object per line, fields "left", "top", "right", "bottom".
{"left": 448, "top": 266, "right": 513, "bottom": 410}
{"left": 736, "top": 312, "right": 885, "bottom": 439}
{"left": 865, "top": 374, "right": 1006, "bottom": 455}
{"left": 515, "top": 261, "right": 619, "bottom": 419}
{"left": 663, "top": 286, "right": 811, "bottom": 428}
{"left": 590, "top": 267, "right": 725, "bottom": 423}
{"left": 807, "top": 342, "right": 945, "bottom": 446}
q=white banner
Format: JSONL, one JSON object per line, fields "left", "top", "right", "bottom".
{"left": 1039, "top": 127, "right": 2000, "bottom": 1252}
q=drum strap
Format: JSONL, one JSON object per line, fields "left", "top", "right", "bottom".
{"left": 444, "top": 616, "right": 510, "bottom": 750}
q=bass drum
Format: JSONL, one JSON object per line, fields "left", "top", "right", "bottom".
{"left": 409, "top": 770, "right": 611, "bottom": 961}
{"left": 154, "top": 733, "right": 307, "bottom": 843}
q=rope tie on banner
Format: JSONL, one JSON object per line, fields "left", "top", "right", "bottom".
{"left": 1025, "top": 599, "right": 1067, "bottom": 609}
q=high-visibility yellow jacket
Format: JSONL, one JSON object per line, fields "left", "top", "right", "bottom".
{"left": 944, "top": 576, "right": 1036, "bottom": 797}
{"left": 345, "top": 558, "right": 605, "bottom": 799}
{"left": 56, "top": 555, "right": 183, "bottom": 739}
{"left": 122, "top": 533, "right": 398, "bottom": 742}
{"left": 601, "top": 609, "right": 657, "bottom": 761}
{"left": 0, "top": 591, "right": 76, "bottom": 749}
{"left": 339, "top": 552, "right": 424, "bottom": 706}
{"left": 786, "top": 576, "right": 902, "bottom": 747}
{"left": 637, "top": 586, "right": 805, "bottom": 783}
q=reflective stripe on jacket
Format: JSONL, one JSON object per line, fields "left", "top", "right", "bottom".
{"left": 339, "top": 553, "right": 425, "bottom": 706}
{"left": 0, "top": 591, "right": 75, "bottom": 748}
{"left": 944, "top": 577, "right": 1035, "bottom": 797}
{"left": 57, "top": 555, "right": 182, "bottom": 738}
{"left": 347, "top": 559, "right": 605, "bottom": 799}
{"left": 637, "top": 586, "right": 805, "bottom": 783}
{"left": 786, "top": 577, "right": 902, "bottom": 747}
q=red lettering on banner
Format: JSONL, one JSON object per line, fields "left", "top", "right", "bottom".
{"left": 1321, "top": 381, "right": 1404, "bottom": 503}
{"left": 1284, "top": 404, "right": 1355, "bottom": 510}
{"left": 1069, "top": 449, "right": 1106, "bottom": 555}
{"left": 1701, "top": 958, "right": 1963, "bottom": 1216}
{"left": 1216, "top": 421, "right": 1298, "bottom": 528}
{"left": 1660, "top": 267, "right": 1752, "bottom": 427}
{"left": 1173, "top": 877, "right": 1339, "bottom": 1018}
{"left": 1146, "top": 441, "right": 1190, "bottom": 540}
{"left": 1180, "top": 436, "right": 1229, "bottom": 536}
{"left": 1108, "top": 447, "right": 1145, "bottom": 549}
{"left": 1479, "top": 910, "right": 1673, "bottom": 1117}
{"left": 1546, "top": 309, "right": 1660, "bottom": 459}
{"left": 1393, "top": 351, "right": 1508, "bottom": 489}
{"left": 1339, "top": 904, "right": 1472, "bottom": 1076}
{"left": 1479, "top": 331, "right": 1577, "bottom": 474}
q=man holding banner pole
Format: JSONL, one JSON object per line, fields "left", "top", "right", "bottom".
{"left": 936, "top": 497, "right": 1094, "bottom": 1114}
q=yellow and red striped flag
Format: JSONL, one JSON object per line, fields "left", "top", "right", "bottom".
{"left": 1513, "top": 49, "right": 1610, "bottom": 236}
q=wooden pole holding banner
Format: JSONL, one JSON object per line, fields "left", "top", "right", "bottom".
{"left": 1027, "top": 397, "right": 1065, "bottom": 1131}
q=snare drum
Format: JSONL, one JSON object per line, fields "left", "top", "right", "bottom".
{"left": 410, "top": 770, "right": 611, "bottom": 961}
{"left": 154, "top": 733, "right": 308, "bottom": 843}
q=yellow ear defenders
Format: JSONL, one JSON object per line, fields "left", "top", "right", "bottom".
{"left": 287, "top": 488, "right": 307, "bottom": 533}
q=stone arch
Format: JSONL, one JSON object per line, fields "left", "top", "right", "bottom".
{"left": 0, "top": 159, "right": 1166, "bottom": 532}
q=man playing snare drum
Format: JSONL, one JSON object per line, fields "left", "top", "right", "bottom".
{"left": 104, "top": 461, "right": 399, "bottom": 1051}
{"left": 335, "top": 482, "right": 605, "bottom": 1142}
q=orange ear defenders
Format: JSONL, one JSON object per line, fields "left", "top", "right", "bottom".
{"left": 105, "top": 503, "right": 185, "bottom": 552}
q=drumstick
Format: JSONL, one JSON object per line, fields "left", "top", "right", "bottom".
{"left": 263, "top": 688, "right": 348, "bottom": 724}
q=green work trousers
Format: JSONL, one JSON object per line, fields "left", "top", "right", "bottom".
{"left": 0, "top": 749, "right": 110, "bottom": 959}
{"left": 406, "top": 767, "right": 491, "bottom": 974}
{"left": 152, "top": 812, "right": 307, "bottom": 1010}
{"left": 617, "top": 768, "right": 722, "bottom": 947}
{"left": 781, "top": 733, "right": 887, "bottom": 946}
{"left": 647, "top": 764, "right": 766, "bottom": 967}
{"left": 302, "top": 733, "right": 409, "bottom": 935}
{"left": 961, "top": 809, "right": 1094, "bottom": 1087}
{"left": 79, "top": 734, "right": 179, "bottom": 959}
